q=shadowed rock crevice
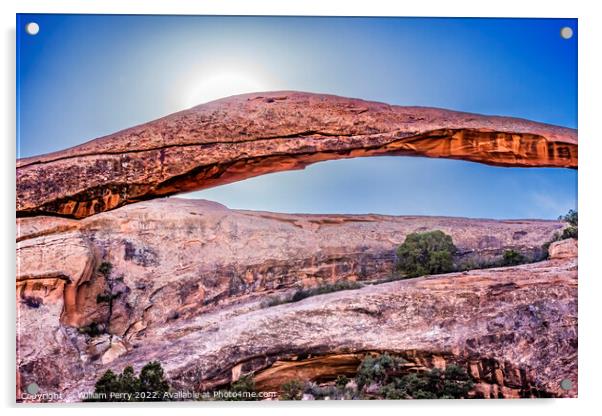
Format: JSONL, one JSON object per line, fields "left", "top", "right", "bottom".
{"left": 16, "top": 91, "right": 577, "bottom": 218}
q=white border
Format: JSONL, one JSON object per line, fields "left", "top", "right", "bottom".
{"left": 3, "top": 1, "right": 601, "bottom": 415}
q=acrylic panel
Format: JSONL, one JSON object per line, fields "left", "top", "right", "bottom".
{"left": 16, "top": 14, "right": 577, "bottom": 402}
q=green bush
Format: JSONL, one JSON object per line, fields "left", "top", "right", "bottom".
{"left": 335, "top": 375, "right": 350, "bottom": 388}
{"left": 290, "top": 280, "right": 362, "bottom": 302}
{"left": 559, "top": 209, "right": 578, "bottom": 227}
{"left": 356, "top": 353, "right": 406, "bottom": 390}
{"left": 540, "top": 210, "right": 578, "bottom": 257}
{"left": 561, "top": 225, "right": 578, "bottom": 240}
{"left": 264, "top": 280, "right": 362, "bottom": 307}
{"left": 501, "top": 249, "right": 527, "bottom": 266}
{"left": 139, "top": 361, "right": 170, "bottom": 398}
{"left": 77, "top": 322, "right": 105, "bottom": 337}
{"left": 96, "top": 292, "right": 120, "bottom": 304}
{"left": 354, "top": 354, "right": 474, "bottom": 399}
{"left": 280, "top": 379, "right": 304, "bottom": 400}
{"left": 396, "top": 231, "right": 457, "bottom": 278}
{"left": 221, "top": 375, "right": 259, "bottom": 401}
{"left": 98, "top": 261, "right": 113, "bottom": 277}
{"left": 559, "top": 209, "right": 578, "bottom": 240}
{"left": 86, "top": 361, "right": 171, "bottom": 401}
{"left": 305, "top": 381, "right": 342, "bottom": 400}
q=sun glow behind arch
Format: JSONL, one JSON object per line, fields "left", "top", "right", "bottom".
{"left": 181, "top": 70, "right": 272, "bottom": 108}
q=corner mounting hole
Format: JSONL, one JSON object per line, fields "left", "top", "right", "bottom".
{"left": 25, "top": 22, "right": 40, "bottom": 36}
{"left": 560, "top": 26, "right": 573, "bottom": 40}
{"left": 560, "top": 378, "right": 573, "bottom": 390}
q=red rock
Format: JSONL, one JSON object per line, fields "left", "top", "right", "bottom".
{"left": 549, "top": 238, "right": 578, "bottom": 259}
{"left": 16, "top": 91, "right": 577, "bottom": 218}
{"left": 16, "top": 198, "right": 577, "bottom": 401}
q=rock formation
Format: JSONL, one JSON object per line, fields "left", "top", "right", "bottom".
{"left": 15, "top": 91, "right": 578, "bottom": 401}
{"left": 549, "top": 238, "right": 578, "bottom": 259}
{"left": 16, "top": 91, "right": 577, "bottom": 218}
{"left": 16, "top": 199, "right": 576, "bottom": 401}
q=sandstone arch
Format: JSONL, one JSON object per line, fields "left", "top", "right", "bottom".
{"left": 16, "top": 91, "right": 577, "bottom": 218}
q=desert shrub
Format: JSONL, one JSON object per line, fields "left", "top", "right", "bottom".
{"left": 559, "top": 209, "right": 578, "bottom": 227}
{"left": 87, "top": 361, "right": 170, "bottom": 401}
{"left": 355, "top": 355, "right": 474, "bottom": 399}
{"left": 558, "top": 209, "right": 578, "bottom": 240}
{"left": 541, "top": 231, "right": 562, "bottom": 259}
{"left": 438, "top": 364, "right": 474, "bottom": 398}
{"left": 373, "top": 273, "right": 407, "bottom": 284}
{"left": 396, "top": 231, "right": 457, "bottom": 278}
{"left": 264, "top": 280, "right": 362, "bottom": 307}
{"left": 218, "top": 375, "right": 259, "bottom": 401}
{"left": 456, "top": 260, "right": 479, "bottom": 272}
{"left": 280, "top": 379, "right": 304, "bottom": 400}
{"left": 501, "top": 249, "right": 527, "bottom": 266}
{"left": 116, "top": 366, "right": 141, "bottom": 397}
{"left": 77, "top": 322, "right": 105, "bottom": 337}
{"left": 98, "top": 261, "right": 113, "bottom": 277}
{"left": 335, "top": 375, "right": 350, "bottom": 388}
{"left": 91, "top": 370, "right": 120, "bottom": 398}
{"left": 21, "top": 296, "right": 43, "bottom": 308}
{"left": 96, "top": 292, "right": 120, "bottom": 304}
{"left": 356, "top": 353, "right": 406, "bottom": 390}
{"left": 354, "top": 354, "right": 474, "bottom": 399}
{"left": 261, "top": 295, "right": 286, "bottom": 308}
{"left": 303, "top": 381, "right": 341, "bottom": 400}
{"left": 540, "top": 210, "right": 578, "bottom": 258}
{"left": 561, "top": 226, "right": 578, "bottom": 240}
{"left": 290, "top": 280, "right": 362, "bottom": 302}
{"left": 139, "top": 361, "right": 170, "bottom": 398}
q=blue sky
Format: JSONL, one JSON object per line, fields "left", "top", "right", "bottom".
{"left": 17, "top": 15, "right": 577, "bottom": 219}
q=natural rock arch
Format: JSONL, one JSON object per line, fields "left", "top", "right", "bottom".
{"left": 16, "top": 91, "right": 577, "bottom": 218}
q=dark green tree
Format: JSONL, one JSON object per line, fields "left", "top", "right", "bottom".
{"left": 139, "top": 361, "right": 170, "bottom": 399}
{"left": 396, "top": 230, "right": 457, "bottom": 278}
{"left": 335, "top": 375, "right": 350, "bottom": 388}
{"left": 356, "top": 353, "right": 405, "bottom": 390}
{"left": 117, "top": 366, "right": 141, "bottom": 400}
{"left": 280, "top": 379, "right": 304, "bottom": 400}
{"left": 87, "top": 361, "right": 171, "bottom": 402}
{"left": 98, "top": 261, "right": 113, "bottom": 277}
{"left": 222, "top": 375, "right": 259, "bottom": 401}
{"left": 92, "top": 369, "right": 119, "bottom": 398}
{"left": 559, "top": 209, "right": 578, "bottom": 239}
{"left": 559, "top": 209, "right": 578, "bottom": 226}
{"left": 376, "top": 363, "right": 473, "bottom": 399}
{"left": 501, "top": 249, "right": 527, "bottom": 266}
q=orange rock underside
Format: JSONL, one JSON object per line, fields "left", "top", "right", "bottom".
{"left": 251, "top": 351, "right": 551, "bottom": 399}
{"left": 16, "top": 91, "right": 577, "bottom": 218}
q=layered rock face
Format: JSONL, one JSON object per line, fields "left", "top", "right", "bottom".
{"left": 549, "top": 238, "right": 578, "bottom": 259}
{"left": 16, "top": 91, "right": 577, "bottom": 218}
{"left": 16, "top": 198, "right": 576, "bottom": 401}
{"left": 17, "top": 198, "right": 564, "bottom": 327}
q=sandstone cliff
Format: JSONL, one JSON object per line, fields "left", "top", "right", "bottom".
{"left": 16, "top": 91, "right": 577, "bottom": 218}
{"left": 16, "top": 199, "right": 576, "bottom": 400}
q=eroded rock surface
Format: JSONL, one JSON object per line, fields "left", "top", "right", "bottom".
{"left": 16, "top": 198, "right": 576, "bottom": 401}
{"left": 17, "top": 198, "right": 564, "bottom": 329}
{"left": 16, "top": 91, "right": 577, "bottom": 218}
{"left": 549, "top": 238, "right": 578, "bottom": 259}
